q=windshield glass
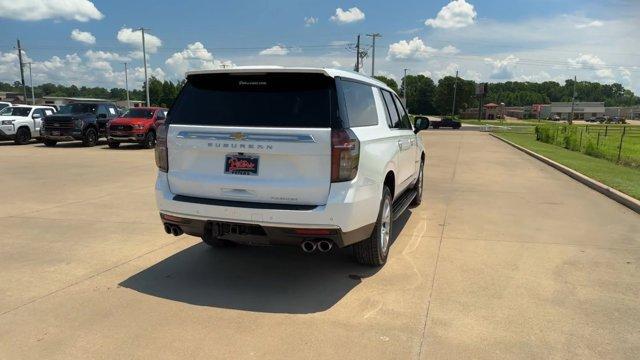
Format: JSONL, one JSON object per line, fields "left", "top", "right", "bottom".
{"left": 58, "top": 103, "right": 98, "bottom": 115}
{"left": 122, "top": 109, "right": 155, "bottom": 119}
{"left": 0, "top": 107, "right": 31, "bottom": 116}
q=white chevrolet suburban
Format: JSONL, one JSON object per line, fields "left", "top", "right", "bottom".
{"left": 155, "top": 67, "right": 428, "bottom": 266}
{"left": 0, "top": 105, "right": 57, "bottom": 144}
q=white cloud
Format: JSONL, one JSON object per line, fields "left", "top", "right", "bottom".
{"left": 70, "top": 29, "right": 96, "bottom": 44}
{"left": 387, "top": 37, "right": 459, "bottom": 60}
{"left": 575, "top": 20, "right": 604, "bottom": 29}
{"left": 117, "top": 28, "right": 162, "bottom": 53}
{"left": 165, "top": 42, "right": 235, "bottom": 77}
{"left": 84, "top": 50, "right": 130, "bottom": 62}
{"left": 440, "top": 45, "right": 460, "bottom": 54}
{"left": 304, "top": 17, "right": 318, "bottom": 27}
{"left": 464, "top": 70, "right": 481, "bottom": 82}
{"left": 435, "top": 63, "right": 460, "bottom": 79}
{"left": 330, "top": 7, "right": 365, "bottom": 24}
{"left": 397, "top": 28, "right": 422, "bottom": 35}
{"left": 425, "top": 0, "right": 476, "bottom": 29}
{"left": 485, "top": 55, "right": 519, "bottom": 79}
{"left": 259, "top": 44, "right": 290, "bottom": 56}
{"left": 330, "top": 40, "right": 351, "bottom": 46}
{"left": 331, "top": 60, "right": 342, "bottom": 67}
{"left": 387, "top": 37, "right": 437, "bottom": 60}
{"left": 0, "top": 0, "right": 103, "bottom": 22}
{"left": 567, "top": 53, "right": 614, "bottom": 79}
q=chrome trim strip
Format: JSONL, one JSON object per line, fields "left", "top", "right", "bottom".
{"left": 176, "top": 131, "right": 316, "bottom": 143}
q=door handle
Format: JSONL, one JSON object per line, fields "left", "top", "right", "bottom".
{"left": 397, "top": 139, "right": 404, "bottom": 150}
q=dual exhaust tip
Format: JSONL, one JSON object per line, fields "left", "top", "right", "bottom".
{"left": 164, "top": 223, "right": 183, "bottom": 236}
{"left": 301, "top": 240, "right": 333, "bottom": 253}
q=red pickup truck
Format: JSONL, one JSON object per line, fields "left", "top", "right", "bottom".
{"left": 107, "top": 107, "right": 167, "bottom": 148}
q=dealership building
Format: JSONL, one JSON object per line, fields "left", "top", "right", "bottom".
{"left": 548, "top": 102, "right": 605, "bottom": 120}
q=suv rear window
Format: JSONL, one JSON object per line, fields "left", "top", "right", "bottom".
{"left": 170, "top": 73, "right": 336, "bottom": 128}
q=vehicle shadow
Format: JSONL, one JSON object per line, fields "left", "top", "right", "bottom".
{"left": 119, "top": 210, "right": 411, "bottom": 314}
{"left": 33, "top": 140, "right": 109, "bottom": 148}
{"left": 101, "top": 143, "right": 149, "bottom": 151}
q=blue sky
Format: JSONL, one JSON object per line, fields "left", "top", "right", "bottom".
{"left": 1, "top": 0, "right": 638, "bottom": 93}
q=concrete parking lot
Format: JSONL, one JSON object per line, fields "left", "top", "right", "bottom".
{"left": 1, "top": 133, "right": 639, "bottom": 359}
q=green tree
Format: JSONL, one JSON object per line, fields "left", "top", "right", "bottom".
{"left": 402, "top": 75, "right": 437, "bottom": 115}
{"left": 434, "top": 76, "right": 476, "bottom": 115}
{"left": 373, "top": 75, "right": 399, "bottom": 93}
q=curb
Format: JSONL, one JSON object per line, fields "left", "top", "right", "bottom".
{"left": 490, "top": 133, "right": 640, "bottom": 215}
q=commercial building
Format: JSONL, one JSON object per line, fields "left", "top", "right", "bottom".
{"left": 548, "top": 102, "right": 605, "bottom": 120}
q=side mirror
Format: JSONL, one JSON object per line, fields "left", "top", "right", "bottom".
{"left": 98, "top": 113, "right": 107, "bottom": 119}
{"left": 414, "top": 117, "right": 430, "bottom": 134}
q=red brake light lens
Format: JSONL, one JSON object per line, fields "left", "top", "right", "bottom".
{"left": 331, "top": 129, "right": 360, "bottom": 182}
{"left": 155, "top": 122, "right": 168, "bottom": 172}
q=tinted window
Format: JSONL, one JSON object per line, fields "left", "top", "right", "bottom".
{"left": 170, "top": 73, "right": 335, "bottom": 128}
{"left": 393, "top": 95, "right": 412, "bottom": 130}
{"left": 33, "top": 109, "right": 45, "bottom": 117}
{"left": 0, "top": 107, "right": 31, "bottom": 117}
{"left": 381, "top": 90, "right": 401, "bottom": 128}
{"left": 338, "top": 79, "right": 378, "bottom": 127}
{"left": 58, "top": 103, "right": 97, "bottom": 114}
{"left": 97, "top": 105, "right": 109, "bottom": 117}
{"left": 123, "top": 108, "right": 155, "bottom": 118}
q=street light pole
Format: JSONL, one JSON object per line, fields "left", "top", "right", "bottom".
{"left": 451, "top": 70, "right": 459, "bottom": 118}
{"left": 136, "top": 27, "right": 151, "bottom": 107}
{"left": 569, "top": 75, "right": 576, "bottom": 125}
{"left": 366, "top": 33, "right": 381, "bottom": 76}
{"left": 124, "top": 62, "right": 130, "bottom": 109}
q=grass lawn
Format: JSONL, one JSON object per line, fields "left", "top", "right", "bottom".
{"left": 495, "top": 132, "right": 640, "bottom": 200}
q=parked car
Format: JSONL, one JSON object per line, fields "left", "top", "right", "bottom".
{"left": 0, "top": 105, "right": 56, "bottom": 144}
{"left": 41, "top": 102, "right": 119, "bottom": 147}
{"left": 0, "top": 101, "right": 11, "bottom": 111}
{"left": 431, "top": 117, "right": 461, "bottom": 129}
{"left": 549, "top": 115, "right": 561, "bottom": 121}
{"left": 156, "top": 67, "right": 427, "bottom": 266}
{"left": 610, "top": 116, "right": 626, "bottom": 124}
{"left": 586, "top": 116, "right": 598, "bottom": 123}
{"left": 107, "top": 107, "right": 168, "bottom": 149}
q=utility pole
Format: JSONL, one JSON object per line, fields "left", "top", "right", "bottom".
{"left": 136, "top": 28, "right": 151, "bottom": 107}
{"left": 26, "top": 62, "right": 35, "bottom": 105}
{"left": 403, "top": 68, "right": 409, "bottom": 107}
{"left": 16, "top": 39, "right": 27, "bottom": 104}
{"left": 451, "top": 70, "right": 459, "bottom": 118}
{"left": 124, "top": 62, "right": 130, "bottom": 109}
{"left": 366, "top": 33, "right": 381, "bottom": 76}
{"left": 569, "top": 75, "right": 576, "bottom": 125}
{"left": 354, "top": 34, "right": 361, "bottom": 72}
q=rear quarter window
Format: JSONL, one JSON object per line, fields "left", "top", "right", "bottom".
{"left": 338, "top": 79, "right": 378, "bottom": 127}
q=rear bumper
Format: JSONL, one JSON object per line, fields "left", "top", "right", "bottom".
{"left": 155, "top": 172, "right": 381, "bottom": 247}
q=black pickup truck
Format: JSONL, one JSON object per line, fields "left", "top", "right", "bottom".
{"left": 430, "top": 117, "right": 461, "bottom": 129}
{"left": 41, "top": 102, "right": 119, "bottom": 147}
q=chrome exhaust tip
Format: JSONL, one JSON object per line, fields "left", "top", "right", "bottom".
{"left": 164, "top": 223, "right": 172, "bottom": 234}
{"left": 301, "top": 240, "right": 317, "bottom": 253}
{"left": 170, "top": 225, "right": 183, "bottom": 236}
{"left": 317, "top": 240, "right": 333, "bottom": 253}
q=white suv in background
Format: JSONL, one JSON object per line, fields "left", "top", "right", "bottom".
{"left": 155, "top": 67, "right": 427, "bottom": 266}
{"left": 0, "top": 105, "right": 56, "bottom": 144}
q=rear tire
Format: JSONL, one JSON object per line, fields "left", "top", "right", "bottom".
{"left": 82, "top": 128, "right": 98, "bottom": 147}
{"left": 43, "top": 139, "right": 57, "bottom": 147}
{"left": 14, "top": 127, "right": 31, "bottom": 145}
{"left": 353, "top": 186, "right": 392, "bottom": 266}
{"left": 107, "top": 140, "right": 120, "bottom": 148}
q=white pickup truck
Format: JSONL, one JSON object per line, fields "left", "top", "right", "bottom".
{"left": 0, "top": 105, "right": 57, "bottom": 144}
{"left": 155, "top": 67, "right": 428, "bottom": 266}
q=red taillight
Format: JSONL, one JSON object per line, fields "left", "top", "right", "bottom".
{"left": 155, "top": 122, "right": 168, "bottom": 172}
{"left": 331, "top": 129, "right": 359, "bottom": 182}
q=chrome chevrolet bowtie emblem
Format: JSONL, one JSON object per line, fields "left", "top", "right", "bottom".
{"left": 230, "top": 132, "right": 247, "bottom": 141}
